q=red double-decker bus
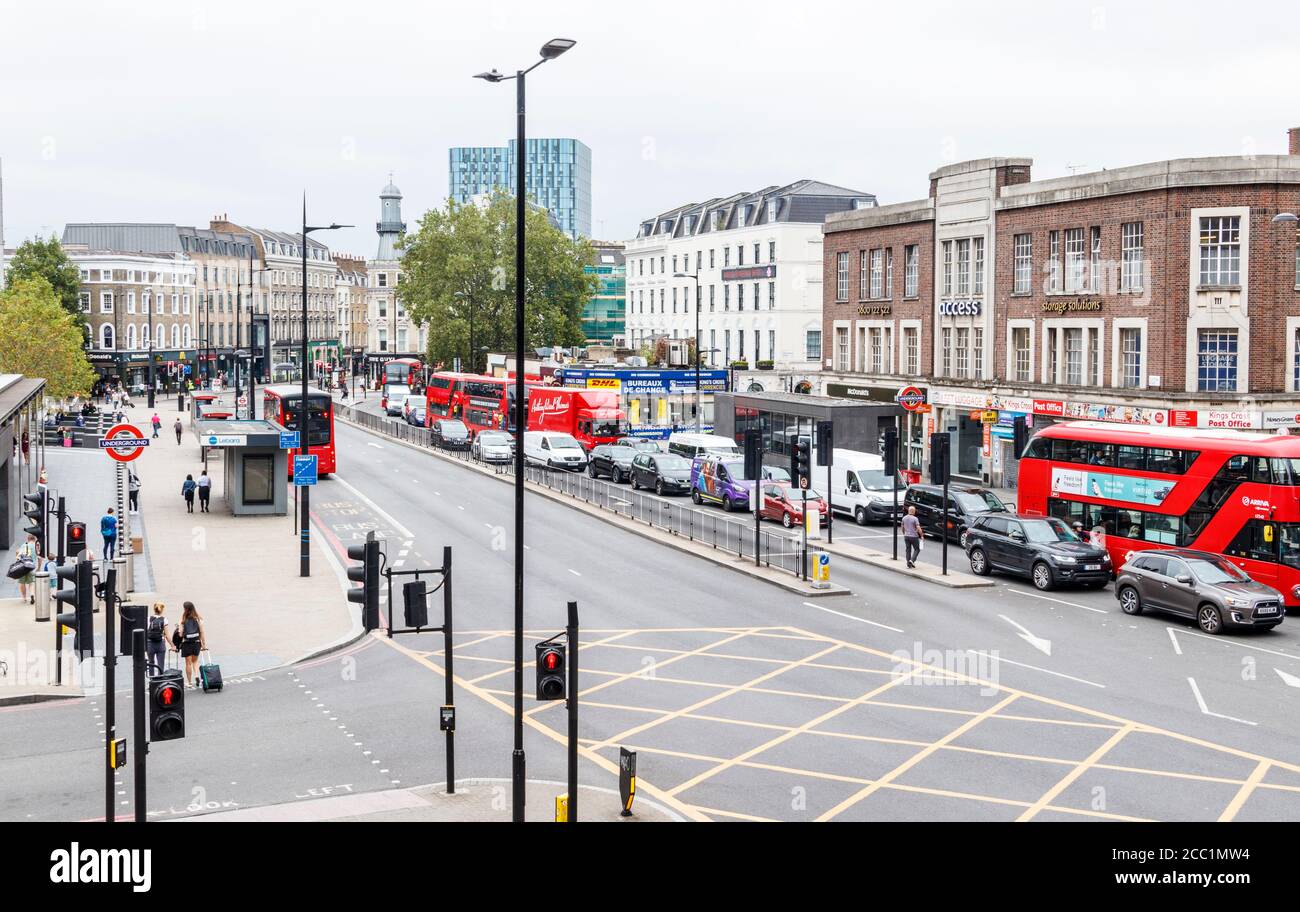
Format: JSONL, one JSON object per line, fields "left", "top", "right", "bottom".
{"left": 383, "top": 357, "right": 424, "bottom": 390}
{"left": 425, "top": 371, "right": 535, "bottom": 434}
{"left": 263, "top": 384, "right": 336, "bottom": 476}
{"left": 1018, "top": 421, "right": 1300, "bottom": 606}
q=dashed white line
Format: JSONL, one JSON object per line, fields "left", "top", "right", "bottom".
{"left": 1167, "top": 627, "right": 1183, "bottom": 656}
{"left": 969, "top": 650, "right": 1106, "bottom": 689}
{"left": 568, "top": 568, "right": 581, "bottom": 577}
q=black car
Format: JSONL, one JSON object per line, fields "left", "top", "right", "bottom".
{"left": 431, "top": 419, "right": 471, "bottom": 450}
{"left": 630, "top": 452, "right": 694, "bottom": 496}
{"left": 615, "top": 436, "right": 662, "bottom": 454}
{"left": 903, "top": 483, "right": 1007, "bottom": 542}
{"left": 587, "top": 444, "right": 638, "bottom": 483}
{"left": 964, "top": 513, "right": 1112, "bottom": 590}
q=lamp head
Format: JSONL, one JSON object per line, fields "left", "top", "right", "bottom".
{"left": 475, "top": 69, "right": 506, "bottom": 83}
{"left": 540, "top": 38, "right": 576, "bottom": 60}
{"left": 1272, "top": 212, "right": 1300, "bottom": 225}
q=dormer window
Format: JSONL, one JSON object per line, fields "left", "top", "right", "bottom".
{"left": 767, "top": 201, "right": 778, "bottom": 222}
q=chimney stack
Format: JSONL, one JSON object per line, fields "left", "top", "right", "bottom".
{"left": 1290, "top": 127, "right": 1300, "bottom": 156}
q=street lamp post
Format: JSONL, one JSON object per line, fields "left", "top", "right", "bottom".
{"left": 674, "top": 271, "right": 702, "bottom": 431}
{"left": 298, "top": 200, "right": 350, "bottom": 578}
{"left": 475, "top": 36, "right": 576, "bottom": 823}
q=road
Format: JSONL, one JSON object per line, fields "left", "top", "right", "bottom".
{"left": 6, "top": 409, "right": 1300, "bottom": 822}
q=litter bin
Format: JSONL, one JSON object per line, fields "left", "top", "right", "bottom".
{"left": 34, "top": 570, "right": 51, "bottom": 622}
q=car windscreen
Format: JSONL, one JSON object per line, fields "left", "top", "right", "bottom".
{"left": 440, "top": 421, "right": 468, "bottom": 437}
{"left": 722, "top": 459, "right": 748, "bottom": 480}
{"left": 606, "top": 446, "right": 636, "bottom": 459}
{"left": 549, "top": 434, "right": 581, "bottom": 449}
{"left": 1187, "top": 557, "right": 1251, "bottom": 584}
{"left": 656, "top": 455, "right": 692, "bottom": 472}
{"left": 766, "top": 467, "right": 791, "bottom": 482}
{"left": 953, "top": 491, "right": 1006, "bottom": 513}
{"left": 1022, "top": 518, "right": 1078, "bottom": 543}
{"left": 856, "top": 469, "right": 895, "bottom": 491}
{"left": 630, "top": 440, "right": 660, "bottom": 451}
{"left": 785, "top": 490, "right": 823, "bottom": 502}
{"left": 478, "top": 432, "right": 511, "bottom": 445}
{"left": 591, "top": 419, "right": 625, "bottom": 438}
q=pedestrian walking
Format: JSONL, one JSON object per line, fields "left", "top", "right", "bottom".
{"left": 128, "top": 469, "right": 141, "bottom": 513}
{"left": 177, "top": 601, "right": 206, "bottom": 688}
{"left": 173, "top": 418, "right": 183, "bottom": 445}
{"left": 150, "top": 413, "right": 162, "bottom": 438}
{"left": 100, "top": 507, "right": 118, "bottom": 561}
{"left": 146, "top": 602, "right": 169, "bottom": 677}
{"left": 37, "top": 466, "right": 48, "bottom": 496}
{"left": 181, "top": 474, "right": 197, "bottom": 513}
{"left": 196, "top": 470, "right": 212, "bottom": 512}
{"left": 902, "top": 505, "right": 923, "bottom": 569}
{"left": 14, "top": 534, "right": 39, "bottom": 604}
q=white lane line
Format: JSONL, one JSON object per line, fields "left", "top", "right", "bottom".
{"left": 998, "top": 614, "right": 1052, "bottom": 656}
{"left": 1170, "top": 627, "right": 1300, "bottom": 662}
{"left": 331, "top": 474, "right": 415, "bottom": 540}
{"left": 970, "top": 650, "right": 1106, "bottom": 689}
{"left": 1167, "top": 627, "right": 1183, "bottom": 656}
{"left": 1007, "top": 589, "right": 1107, "bottom": 614}
{"left": 457, "top": 505, "right": 465, "bottom": 511}
{"left": 568, "top": 568, "right": 581, "bottom": 577}
{"left": 1187, "top": 677, "right": 1257, "bottom": 726}
{"left": 433, "top": 491, "right": 441, "bottom": 496}
{"left": 524, "top": 544, "right": 531, "bottom": 551}
{"left": 803, "top": 601, "right": 904, "bottom": 634}
{"left": 367, "top": 443, "right": 384, "bottom": 449}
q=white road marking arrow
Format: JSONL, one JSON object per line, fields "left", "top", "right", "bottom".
{"left": 998, "top": 614, "right": 1052, "bottom": 656}
{"left": 1276, "top": 668, "right": 1300, "bottom": 688}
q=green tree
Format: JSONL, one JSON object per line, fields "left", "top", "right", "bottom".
{"left": 0, "top": 276, "right": 96, "bottom": 399}
{"left": 4, "top": 236, "right": 84, "bottom": 325}
{"left": 398, "top": 192, "right": 597, "bottom": 372}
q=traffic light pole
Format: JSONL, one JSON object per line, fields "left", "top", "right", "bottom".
{"left": 54, "top": 494, "right": 66, "bottom": 686}
{"left": 132, "top": 627, "right": 146, "bottom": 823}
{"left": 942, "top": 478, "right": 950, "bottom": 576}
{"left": 801, "top": 489, "right": 809, "bottom": 581}
{"left": 566, "top": 600, "right": 578, "bottom": 824}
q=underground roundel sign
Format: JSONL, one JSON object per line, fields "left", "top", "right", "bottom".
{"left": 896, "top": 386, "right": 927, "bottom": 411}
{"left": 99, "top": 423, "right": 151, "bottom": 462}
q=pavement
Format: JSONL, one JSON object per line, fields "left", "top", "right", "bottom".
{"left": 0, "top": 391, "right": 361, "bottom": 705}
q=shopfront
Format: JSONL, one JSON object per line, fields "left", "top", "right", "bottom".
{"left": 89, "top": 349, "right": 197, "bottom": 393}
{"left": 557, "top": 367, "right": 730, "bottom": 439}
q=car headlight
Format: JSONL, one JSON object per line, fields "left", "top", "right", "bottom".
{"left": 1052, "top": 554, "right": 1077, "bottom": 564}
{"left": 1224, "top": 596, "right": 1250, "bottom": 609}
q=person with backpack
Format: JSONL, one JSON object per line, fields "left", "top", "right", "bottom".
{"left": 181, "top": 474, "right": 197, "bottom": 513}
{"left": 173, "top": 418, "right": 183, "bottom": 444}
{"left": 128, "top": 470, "right": 141, "bottom": 513}
{"left": 100, "top": 507, "right": 118, "bottom": 560}
{"left": 196, "top": 470, "right": 212, "bottom": 513}
{"left": 177, "top": 601, "right": 206, "bottom": 688}
{"left": 14, "top": 533, "right": 39, "bottom": 604}
{"left": 146, "top": 603, "right": 169, "bottom": 676}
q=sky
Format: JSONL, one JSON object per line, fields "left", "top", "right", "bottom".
{"left": 1, "top": 0, "right": 1296, "bottom": 259}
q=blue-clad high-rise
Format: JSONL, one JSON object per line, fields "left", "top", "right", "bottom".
{"left": 449, "top": 138, "right": 591, "bottom": 240}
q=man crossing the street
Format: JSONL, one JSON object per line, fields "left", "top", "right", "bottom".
{"left": 902, "top": 505, "right": 923, "bottom": 569}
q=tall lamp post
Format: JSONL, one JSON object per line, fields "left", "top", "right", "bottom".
{"left": 673, "top": 270, "right": 702, "bottom": 430}
{"left": 475, "top": 36, "right": 576, "bottom": 823}
{"left": 245, "top": 257, "right": 274, "bottom": 419}
{"left": 298, "top": 201, "right": 350, "bottom": 578}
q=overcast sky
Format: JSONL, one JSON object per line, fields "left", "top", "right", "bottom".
{"left": 1, "top": 0, "right": 1295, "bottom": 258}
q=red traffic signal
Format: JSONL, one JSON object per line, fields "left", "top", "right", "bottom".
{"left": 535, "top": 643, "right": 566, "bottom": 701}
{"left": 149, "top": 672, "right": 185, "bottom": 741}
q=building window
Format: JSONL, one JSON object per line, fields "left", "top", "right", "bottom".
{"left": 724, "top": 329, "right": 731, "bottom": 362}
{"left": 378, "top": 273, "right": 387, "bottom": 287}
{"left": 869, "top": 249, "right": 883, "bottom": 299}
{"left": 941, "top": 327, "right": 953, "bottom": 376}
{"left": 769, "top": 241, "right": 776, "bottom": 262}
{"left": 955, "top": 327, "right": 969, "bottom": 377}
{"left": 723, "top": 286, "right": 729, "bottom": 310}
{"left": 1047, "top": 327, "right": 1059, "bottom": 381}
{"left": 1121, "top": 222, "right": 1144, "bottom": 292}
{"left": 972, "top": 237, "right": 984, "bottom": 295}
{"left": 709, "top": 249, "right": 715, "bottom": 269}
{"left": 806, "top": 330, "right": 822, "bottom": 362}
{"left": 738, "top": 285, "right": 744, "bottom": 311}
{"left": 1013, "top": 327, "right": 1031, "bottom": 381}
{"left": 904, "top": 327, "right": 919, "bottom": 375}
{"left": 870, "top": 328, "right": 883, "bottom": 373}
{"left": 1197, "top": 330, "right": 1239, "bottom": 391}
{"left": 1049, "top": 231, "right": 1061, "bottom": 293}
{"left": 1120, "top": 327, "right": 1143, "bottom": 388}
{"left": 885, "top": 248, "right": 894, "bottom": 299}
{"left": 754, "top": 243, "right": 760, "bottom": 264}
{"left": 835, "top": 327, "right": 849, "bottom": 371}
{"left": 1064, "top": 228, "right": 1086, "bottom": 293}
{"left": 904, "top": 245, "right": 918, "bottom": 298}
{"left": 709, "top": 286, "right": 715, "bottom": 311}
{"left": 1199, "top": 216, "right": 1241, "bottom": 286}
{"left": 724, "top": 248, "right": 731, "bottom": 268}
{"left": 100, "top": 291, "right": 114, "bottom": 313}
{"left": 768, "top": 282, "right": 775, "bottom": 309}
{"left": 79, "top": 292, "right": 91, "bottom": 312}
{"left": 1088, "top": 326, "right": 1100, "bottom": 385}
{"left": 1013, "top": 234, "right": 1032, "bottom": 294}
{"left": 942, "top": 241, "right": 952, "bottom": 297}
{"left": 1064, "top": 328, "right": 1084, "bottom": 385}
{"left": 956, "top": 239, "right": 970, "bottom": 295}
{"left": 973, "top": 326, "right": 983, "bottom": 377}
{"left": 1089, "top": 227, "right": 1102, "bottom": 292}
{"left": 859, "top": 251, "right": 868, "bottom": 300}
{"left": 836, "top": 252, "right": 849, "bottom": 301}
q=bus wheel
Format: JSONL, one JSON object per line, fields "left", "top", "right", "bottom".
{"left": 1031, "top": 562, "right": 1055, "bottom": 591}
{"left": 1118, "top": 586, "right": 1143, "bottom": 615}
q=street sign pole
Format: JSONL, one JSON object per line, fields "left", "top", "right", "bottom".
{"left": 104, "top": 567, "right": 116, "bottom": 824}
{"left": 132, "top": 627, "right": 146, "bottom": 824}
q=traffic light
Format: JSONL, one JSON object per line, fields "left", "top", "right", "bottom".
{"left": 66, "top": 522, "right": 86, "bottom": 558}
{"left": 882, "top": 428, "right": 898, "bottom": 478}
{"left": 347, "top": 533, "right": 380, "bottom": 632}
{"left": 743, "top": 429, "right": 762, "bottom": 482}
{"left": 815, "top": 421, "right": 833, "bottom": 467}
{"left": 790, "top": 436, "right": 811, "bottom": 489}
{"left": 149, "top": 671, "right": 185, "bottom": 741}
{"left": 402, "top": 579, "right": 428, "bottom": 629}
{"left": 54, "top": 558, "right": 94, "bottom": 659}
{"left": 535, "top": 642, "right": 566, "bottom": 701}
{"left": 119, "top": 604, "right": 146, "bottom": 657}
{"left": 929, "top": 432, "right": 951, "bottom": 486}
{"left": 1013, "top": 416, "right": 1029, "bottom": 458}
{"left": 22, "top": 491, "right": 46, "bottom": 553}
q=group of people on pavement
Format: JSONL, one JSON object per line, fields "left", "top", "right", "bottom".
{"left": 145, "top": 600, "right": 208, "bottom": 688}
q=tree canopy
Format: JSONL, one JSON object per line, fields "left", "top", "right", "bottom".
{"left": 0, "top": 276, "right": 96, "bottom": 399}
{"left": 397, "top": 193, "right": 597, "bottom": 372}
{"left": 4, "top": 236, "right": 84, "bottom": 326}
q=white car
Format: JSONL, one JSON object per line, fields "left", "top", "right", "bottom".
{"left": 523, "top": 431, "right": 588, "bottom": 471}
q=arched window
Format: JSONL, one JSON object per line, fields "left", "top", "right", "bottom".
{"left": 126, "top": 324, "right": 137, "bottom": 350}
{"left": 101, "top": 323, "right": 115, "bottom": 350}
{"left": 142, "top": 292, "right": 151, "bottom": 315}
{"left": 183, "top": 325, "right": 192, "bottom": 348}
{"left": 141, "top": 323, "right": 150, "bottom": 347}
{"left": 171, "top": 325, "right": 180, "bottom": 348}
{"left": 156, "top": 324, "right": 165, "bottom": 349}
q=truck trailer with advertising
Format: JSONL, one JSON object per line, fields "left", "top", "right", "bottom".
{"left": 526, "top": 387, "right": 625, "bottom": 451}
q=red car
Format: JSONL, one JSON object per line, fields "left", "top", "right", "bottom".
{"left": 759, "top": 483, "right": 828, "bottom": 528}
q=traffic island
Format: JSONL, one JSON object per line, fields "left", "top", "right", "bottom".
{"left": 821, "top": 538, "right": 995, "bottom": 589}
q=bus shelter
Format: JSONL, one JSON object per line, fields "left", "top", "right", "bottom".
{"left": 192, "top": 419, "right": 290, "bottom": 516}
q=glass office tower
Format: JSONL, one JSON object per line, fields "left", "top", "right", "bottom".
{"left": 448, "top": 138, "right": 591, "bottom": 239}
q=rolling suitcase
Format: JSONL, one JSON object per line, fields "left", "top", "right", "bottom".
{"left": 199, "top": 650, "right": 223, "bottom": 693}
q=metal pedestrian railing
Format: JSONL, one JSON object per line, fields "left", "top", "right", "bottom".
{"left": 335, "top": 402, "right": 816, "bottom": 578}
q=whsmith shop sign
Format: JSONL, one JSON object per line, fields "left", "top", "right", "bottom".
{"left": 557, "top": 368, "right": 729, "bottom": 393}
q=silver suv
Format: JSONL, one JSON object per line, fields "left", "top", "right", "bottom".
{"left": 1114, "top": 548, "right": 1285, "bottom": 634}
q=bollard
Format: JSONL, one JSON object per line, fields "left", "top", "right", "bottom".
{"left": 34, "top": 570, "right": 51, "bottom": 622}
{"left": 124, "top": 551, "right": 135, "bottom": 594}
{"left": 114, "top": 556, "right": 128, "bottom": 605}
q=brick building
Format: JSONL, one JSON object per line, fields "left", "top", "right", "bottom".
{"left": 822, "top": 129, "right": 1300, "bottom": 487}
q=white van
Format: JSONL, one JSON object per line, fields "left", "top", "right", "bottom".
{"left": 523, "top": 431, "right": 589, "bottom": 472}
{"left": 383, "top": 384, "right": 413, "bottom": 417}
{"left": 828, "top": 448, "right": 903, "bottom": 525}
{"left": 666, "top": 432, "right": 742, "bottom": 460}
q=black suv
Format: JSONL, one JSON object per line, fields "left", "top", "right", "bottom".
{"left": 903, "top": 483, "right": 1007, "bottom": 542}
{"left": 965, "top": 513, "right": 1112, "bottom": 590}
{"left": 431, "top": 419, "right": 470, "bottom": 451}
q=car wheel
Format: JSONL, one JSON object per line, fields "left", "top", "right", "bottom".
{"left": 1031, "top": 561, "right": 1055, "bottom": 591}
{"left": 630, "top": 475, "right": 640, "bottom": 491}
{"left": 723, "top": 495, "right": 733, "bottom": 512}
{"left": 1118, "top": 586, "right": 1143, "bottom": 615}
{"left": 587, "top": 463, "right": 597, "bottom": 478}
{"left": 656, "top": 480, "right": 665, "bottom": 497}
{"left": 782, "top": 512, "right": 792, "bottom": 529}
{"left": 612, "top": 467, "right": 622, "bottom": 484}
{"left": 691, "top": 491, "right": 702, "bottom": 505}
{"left": 969, "top": 548, "right": 990, "bottom": 576}
{"left": 1198, "top": 603, "right": 1224, "bottom": 635}
{"left": 855, "top": 507, "right": 867, "bottom": 526}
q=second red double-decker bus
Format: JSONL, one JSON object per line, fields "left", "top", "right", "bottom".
{"left": 1017, "top": 421, "right": 1300, "bottom": 607}
{"left": 263, "top": 384, "right": 337, "bottom": 476}
{"left": 383, "top": 357, "right": 424, "bottom": 390}
{"left": 425, "top": 371, "right": 536, "bottom": 434}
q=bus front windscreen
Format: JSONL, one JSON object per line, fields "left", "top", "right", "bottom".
{"left": 281, "top": 396, "right": 332, "bottom": 446}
